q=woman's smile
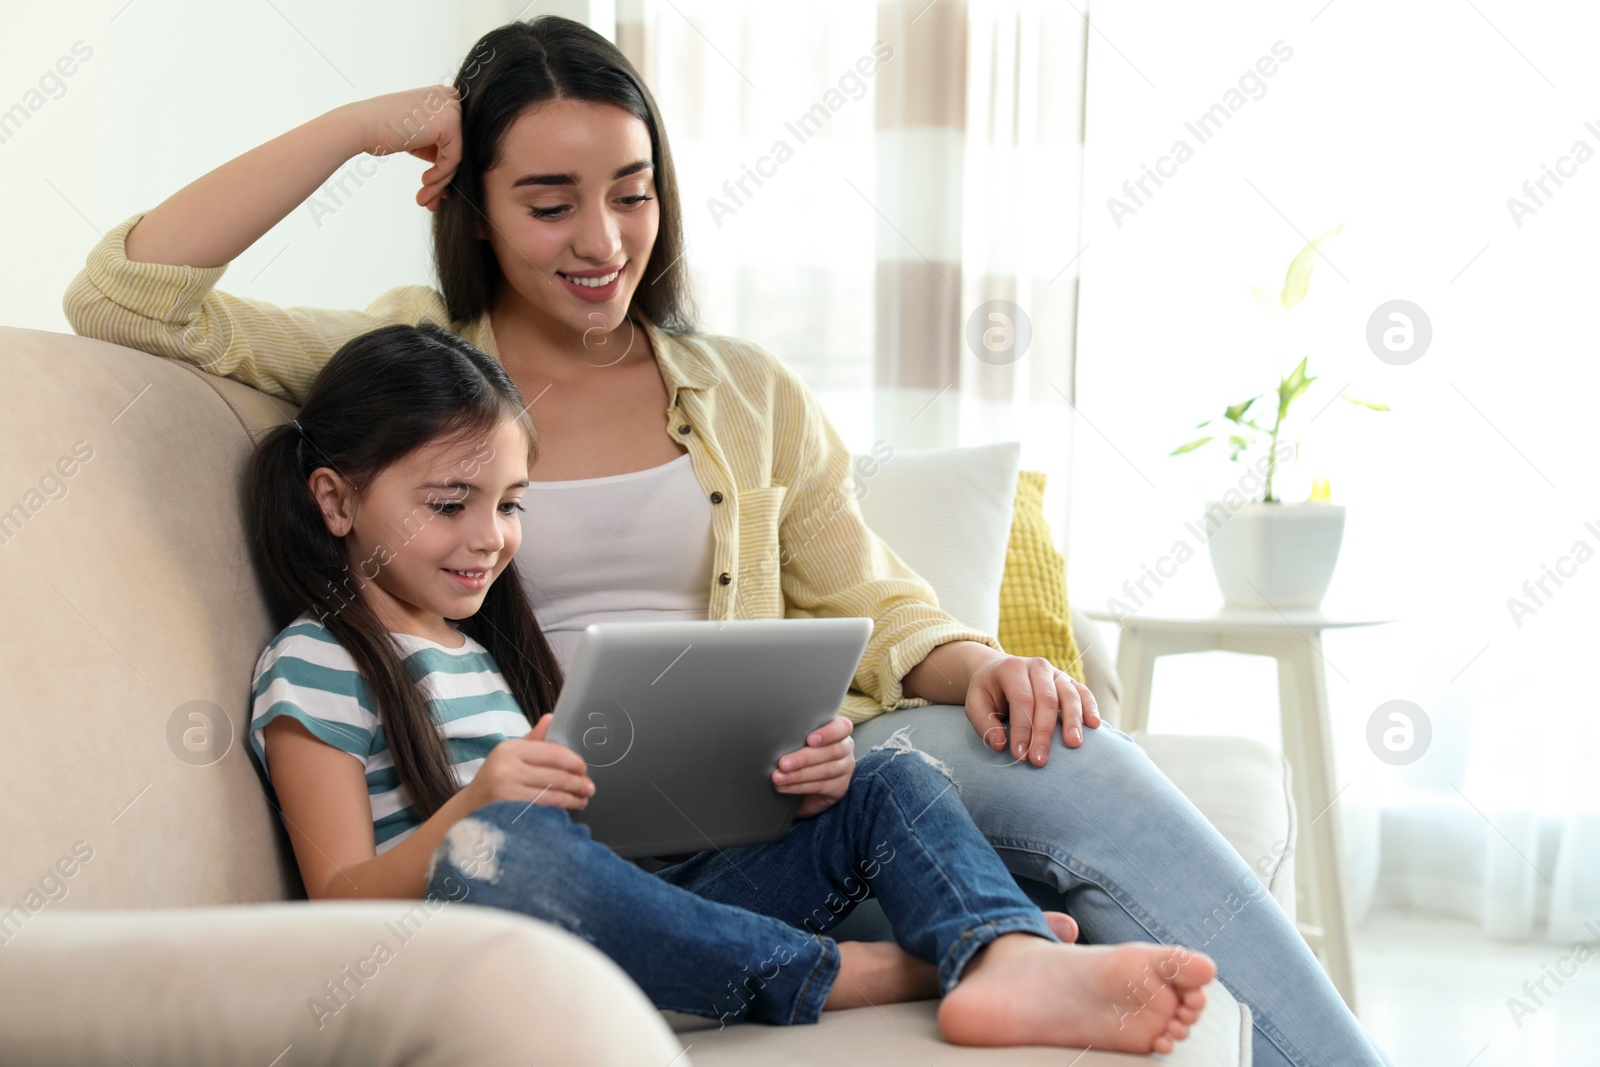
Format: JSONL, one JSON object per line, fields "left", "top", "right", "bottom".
{"left": 557, "top": 262, "right": 626, "bottom": 302}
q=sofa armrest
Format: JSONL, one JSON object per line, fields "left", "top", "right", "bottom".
{"left": 0, "top": 903, "right": 688, "bottom": 1066}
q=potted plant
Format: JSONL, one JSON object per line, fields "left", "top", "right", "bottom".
{"left": 1171, "top": 226, "right": 1389, "bottom": 608}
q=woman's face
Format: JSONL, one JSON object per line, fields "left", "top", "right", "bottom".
{"left": 478, "top": 99, "right": 660, "bottom": 345}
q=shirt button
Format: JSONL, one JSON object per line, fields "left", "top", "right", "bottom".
{"left": 718, "top": 572, "right": 732, "bottom": 585}
{"left": 677, "top": 424, "right": 692, "bottom": 435}
{"left": 709, "top": 491, "right": 724, "bottom": 504}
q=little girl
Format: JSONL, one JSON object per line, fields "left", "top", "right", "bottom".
{"left": 246, "top": 322, "right": 1215, "bottom": 1051}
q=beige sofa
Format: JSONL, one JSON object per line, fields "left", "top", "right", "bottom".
{"left": 0, "top": 325, "right": 1297, "bottom": 1065}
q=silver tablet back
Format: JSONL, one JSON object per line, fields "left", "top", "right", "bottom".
{"left": 545, "top": 618, "right": 872, "bottom": 858}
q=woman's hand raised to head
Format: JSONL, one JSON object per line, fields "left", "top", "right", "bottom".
{"left": 463, "top": 714, "right": 596, "bottom": 814}
{"left": 345, "top": 85, "right": 464, "bottom": 211}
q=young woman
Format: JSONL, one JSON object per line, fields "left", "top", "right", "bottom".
{"left": 244, "top": 320, "right": 1213, "bottom": 1048}
{"left": 64, "top": 14, "right": 1390, "bottom": 1065}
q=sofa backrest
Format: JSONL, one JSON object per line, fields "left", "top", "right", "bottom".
{"left": 1, "top": 327, "right": 304, "bottom": 913}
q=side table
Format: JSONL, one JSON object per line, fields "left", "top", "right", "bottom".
{"left": 1084, "top": 603, "right": 1392, "bottom": 1011}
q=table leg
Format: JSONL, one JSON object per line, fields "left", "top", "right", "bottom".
{"left": 1280, "top": 638, "right": 1358, "bottom": 1011}
{"left": 1114, "top": 625, "right": 1156, "bottom": 733}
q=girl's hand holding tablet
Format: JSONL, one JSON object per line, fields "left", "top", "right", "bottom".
{"left": 464, "top": 714, "right": 596, "bottom": 814}
{"left": 772, "top": 715, "right": 856, "bottom": 818}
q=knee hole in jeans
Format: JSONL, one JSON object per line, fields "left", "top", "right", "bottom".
{"left": 867, "top": 724, "right": 958, "bottom": 782}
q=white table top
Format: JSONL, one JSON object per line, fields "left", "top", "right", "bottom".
{"left": 1083, "top": 602, "right": 1394, "bottom": 633}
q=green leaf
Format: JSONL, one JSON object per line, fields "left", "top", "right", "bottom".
{"left": 1280, "top": 356, "right": 1310, "bottom": 395}
{"left": 1247, "top": 283, "right": 1281, "bottom": 310}
{"left": 1170, "top": 436, "right": 1214, "bottom": 456}
{"left": 1224, "top": 397, "right": 1260, "bottom": 423}
{"left": 1279, "top": 224, "right": 1344, "bottom": 310}
{"left": 1278, "top": 357, "right": 1316, "bottom": 415}
{"left": 1227, "top": 434, "right": 1250, "bottom": 461}
{"left": 1340, "top": 393, "right": 1390, "bottom": 411}
{"left": 1308, "top": 477, "right": 1332, "bottom": 502}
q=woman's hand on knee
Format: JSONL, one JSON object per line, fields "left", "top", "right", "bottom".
{"left": 773, "top": 715, "right": 855, "bottom": 818}
{"left": 965, "top": 656, "right": 1101, "bottom": 767}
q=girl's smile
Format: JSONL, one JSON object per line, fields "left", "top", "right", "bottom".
{"left": 442, "top": 567, "right": 491, "bottom": 592}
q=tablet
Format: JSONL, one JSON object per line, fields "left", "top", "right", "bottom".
{"left": 544, "top": 618, "right": 873, "bottom": 859}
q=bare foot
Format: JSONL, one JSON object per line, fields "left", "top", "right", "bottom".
{"left": 938, "top": 934, "right": 1216, "bottom": 1054}
{"left": 825, "top": 941, "right": 939, "bottom": 1010}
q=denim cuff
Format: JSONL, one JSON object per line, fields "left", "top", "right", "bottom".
{"left": 786, "top": 934, "right": 842, "bottom": 1025}
{"left": 938, "top": 914, "right": 1060, "bottom": 996}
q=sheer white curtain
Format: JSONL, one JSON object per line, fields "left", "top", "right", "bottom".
{"left": 618, "top": 0, "right": 1087, "bottom": 533}
{"left": 618, "top": 0, "right": 878, "bottom": 398}
{"left": 1073, "top": 0, "right": 1600, "bottom": 943}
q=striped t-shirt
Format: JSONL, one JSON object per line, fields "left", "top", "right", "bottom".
{"left": 249, "top": 613, "right": 534, "bottom": 853}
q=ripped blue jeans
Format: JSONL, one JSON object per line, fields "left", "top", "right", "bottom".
{"left": 424, "top": 728, "right": 1058, "bottom": 1026}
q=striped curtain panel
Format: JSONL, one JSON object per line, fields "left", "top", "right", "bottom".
{"left": 616, "top": 0, "right": 1087, "bottom": 505}
{"left": 873, "top": 0, "right": 1087, "bottom": 462}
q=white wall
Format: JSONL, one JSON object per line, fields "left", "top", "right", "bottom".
{"left": 2, "top": 0, "right": 611, "bottom": 332}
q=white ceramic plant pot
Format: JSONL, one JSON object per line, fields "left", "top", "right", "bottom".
{"left": 1203, "top": 500, "right": 1346, "bottom": 609}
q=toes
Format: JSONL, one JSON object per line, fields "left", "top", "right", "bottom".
{"left": 1151, "top": 945, "right": 1215, "bottom": 990}
{"left": 1181, "top": 950, "right": 1219, "bottom": 987}
{"left": 1166, "top": 1019, "right": 1189, "bottom": 1041}
{"left": 1042, "top": 910, "right": 1079, "bottom": 943}
{"left": 1151, "top": 1034, "right": 1174, "bottom": 1055}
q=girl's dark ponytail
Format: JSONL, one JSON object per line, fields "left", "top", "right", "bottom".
{"left": 246, "top": 323, "right": 562, "bottom": 820}
{"left": 248, "top": 423, "right": 357, "bottom": 626}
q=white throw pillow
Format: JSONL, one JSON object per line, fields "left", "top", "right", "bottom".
{"left": 852, "top": 442, "right": 1020, "bottom": 636}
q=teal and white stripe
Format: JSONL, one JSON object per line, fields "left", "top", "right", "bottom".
{"left": 249, "top": 613, "right": 533, "bottom": 853}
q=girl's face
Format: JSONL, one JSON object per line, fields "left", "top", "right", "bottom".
{"left": 309, "top": 417, "right": 532, "bottom": 641}
{"left": 477, "top": 99, "right": 660, "bottom": 345}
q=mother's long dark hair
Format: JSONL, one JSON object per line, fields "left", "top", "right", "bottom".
{"left": 247, "top": 322, "right": 562, "bottom": 821}
{"left": 434, "top": 15, "right": 696, "bottom": 331}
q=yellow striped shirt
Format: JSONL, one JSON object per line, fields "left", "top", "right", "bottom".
{"left": 63, "top": 212, "right": 1001, "bottom": 723}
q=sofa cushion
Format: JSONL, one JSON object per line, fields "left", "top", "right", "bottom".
{"left": 998, "top": 469, "right": 1085, "bottom": 681}
{"left": 673, "top": 986, "right": 1250, "bottom": 1066}
{"left": 853, "top": 442, "right": 1020, "bottom": 635}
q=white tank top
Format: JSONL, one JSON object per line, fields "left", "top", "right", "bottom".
{"left": 516, "top": 453, "right": 714, "bottom": 674}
